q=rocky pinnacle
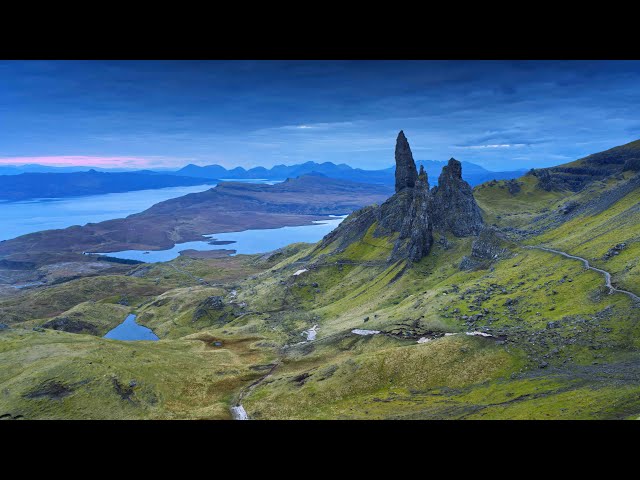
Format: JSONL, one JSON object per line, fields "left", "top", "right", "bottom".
{"left": 418, "top": 164, "right": 428, "bottom": 186}
{"left": 442, "top": 157, "right": 462, "bottom": 179}
{"left": 431, "top": 158, "right": 483, "bottom": 236}
{"left": 317, "top": 132, "right": 484, "bottom": 265}
{"left": 395, "top": 130, "right": 418, "bottom": 192}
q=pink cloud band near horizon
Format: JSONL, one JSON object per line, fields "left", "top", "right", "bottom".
{"left": 0, "top": 156, "right": 155, "bottom": 168}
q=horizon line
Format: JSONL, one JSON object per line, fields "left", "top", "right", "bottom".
{"left": 0, "top": 156, "right": 529, "bottom": 173}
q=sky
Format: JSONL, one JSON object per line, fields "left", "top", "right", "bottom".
{"left": 1, "top": 60, "right": 639, "bottom": 171}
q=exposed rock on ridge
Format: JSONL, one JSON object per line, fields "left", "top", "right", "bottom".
{"left": 316, "top": 131, "right": 484, "bottom": 263}
{"left": 459, "top": 226, "right": 510, "bottom": 270}
{"left": 391, "top": 164, "right": 432, "bottom": 261}
{"left": 526, "top": 138, "right": 640, "bottom": 192}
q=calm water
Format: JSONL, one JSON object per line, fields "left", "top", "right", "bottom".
{"left": 95, "top": 215, "right": 346, "bottom": 263}
{"left": 0, "top": 179, "right": 284, "bottom": 242}
{"left": 103, "top": 314, "right": 159, "bottom": 341}
{"left": 218, "top": 178, "right": 283, "bottom": 185}
{"left": 0, "top": 184, "right": 215, "bottom": 241}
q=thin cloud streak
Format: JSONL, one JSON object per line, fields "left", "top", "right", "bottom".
{"left": 0, "top": 156, "right": 171, "bottom": 168}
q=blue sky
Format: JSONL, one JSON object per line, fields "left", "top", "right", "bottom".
{"left": 1, "top": 60, "right": 639, "bottom": 171}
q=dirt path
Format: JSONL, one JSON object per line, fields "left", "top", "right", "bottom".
{"left": 230, "top": 324, "right": 323, "bottom": 419}
{"left": 525, "top": 245, "right": 640, "bottom": 302}
{"left": 230, "top": 361, "right": 281, "bottom": 420}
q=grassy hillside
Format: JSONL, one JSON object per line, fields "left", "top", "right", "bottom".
{"left": 230, "top": 220, "right": 640, "bottom": 419}
{"left": 533, "top": 179, "right": 640, "bottom": 293}
{"left": 475, "top": 164, "right": 640, "bottom": 293}
{"left": 0, "top": 328, "right": 276, "bottom": 419}
{"left": 0, "top": 276, "right": 167, "bottom": 325}
{"left": 474, "top": 174, "right": 567, "bottom": 229}
{"left": 1, "top": 143, "right": 639, "bottom": 420}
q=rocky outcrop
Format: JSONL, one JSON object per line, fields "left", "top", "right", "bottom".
{"left": 41, "top": 317, "right": 99, "bottom": 335}
{"left": 623, "top": 158, "right": 640, "bottom": 172}
{"left": 395, "top": 130, "right": 418, "bottom": 192}
{"left": 602, "top": 242, "right": 627, "bottom": 260}
{"left": 470, "top": 227, "right": 509, "bottom": 260}
{"left": 316, "top": 204, "right": 380, "bottom": 252}
{"left": 315, "top": 131, "right": 484, "bottom": 264}
{"left": 391, "top": 165, "right": 432, "bottom": 261}
{"left": 459, "top": 226, "right": 510, "bottom": 270}
{"left": 192, "top": 295, "right": 225, "bottom": 322}
{"left": 558, "top": 201, "right": 579, "bottom": 215}
{"left": 527, "top": 139, "right": 640, "bottom": 192}
{"left": 431, "top": 158, "right": 483, "bottom": 237}
{"left": 530, "top": 168, "right": 555, "bottom": 191}
{"left": 506, "top": 179, "right": 521, "bottom": 195}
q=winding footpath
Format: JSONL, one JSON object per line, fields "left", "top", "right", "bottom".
{"left": 231, "top": 245, "right": 639, "bottom": 419}
{"left": 525, "top": 245, "right": 640, "bottom": 302}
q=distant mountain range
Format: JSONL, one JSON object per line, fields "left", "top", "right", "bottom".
{"left": 0, "top": 160, "right": 526, "bottom": 201}
{"left": 0, "top": 170, "right": 215, "bottom": 201}
{"left": 174, "top": 160, "right": 526, "bottom": 186}
{"left": 0, "top": 164, "right": 177, "bottom": 175}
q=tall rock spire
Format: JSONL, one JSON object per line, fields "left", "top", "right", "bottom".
{"left": 315, "top": 133, "right": 484, "bottom": 267}
{"left": 395, "top": 130, "right": 418, "bottom": 192}
{"left": 392, "top": 166, "right": 433, "bottom": 262}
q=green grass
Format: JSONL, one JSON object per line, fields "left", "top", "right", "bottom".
{"left": 128, "top": 254, "right": 266, "bottom": 289}
{"left": 136, "top": 286, "right": 235, "bottom": 339}
{"left": 0, "top": 275, "right": 167, "bottom": 325}
{"left": 0, "top": 327, "right": 277, "bottom": 419}
{"left": 2, "top": 168, "right": 640, "bottom": 419}
{"left": 534, "top": 185, "right": 640, "bottom": 293}
{"left": 474, "top": 175, "right": 567, "bottom": 228}
{"left": 244, "top": 334, "right": 522, "bottom": 419}
{"left": 334, "top": 222, "right": 397, "bottom": 262}
{"left": 16, "top": 301, "right": 131, "bottom": 336}
{"left": 236, "top": 220, "right": 640, "bottom": 419}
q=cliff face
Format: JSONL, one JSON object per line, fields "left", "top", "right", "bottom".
{"left": 391, "top": 165, "right": 433, "bottom": 261}
{"left": 317, "top": 131, "right": 484, "bottom": 263}
{"left": 395, "top": 130, "right": 418, "bottom": 192}
{"left": 431, "top": 158, "right": 484, "bottom": 237}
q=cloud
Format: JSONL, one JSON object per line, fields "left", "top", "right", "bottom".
{"left": 0, "top": 155, "right": 155, "bottom": 168}
{"left": 453, "top": 144, "right": 527, "bottom": 150}
{"left": 252, "top": 121, "right": 356, "bottom": 135}
{"left": 3, "top": 61, "right": 640, "bottom": 172}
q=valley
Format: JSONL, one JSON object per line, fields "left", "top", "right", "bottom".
{"left": 0, "top": 176, "right": 390, "bottom": 294}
